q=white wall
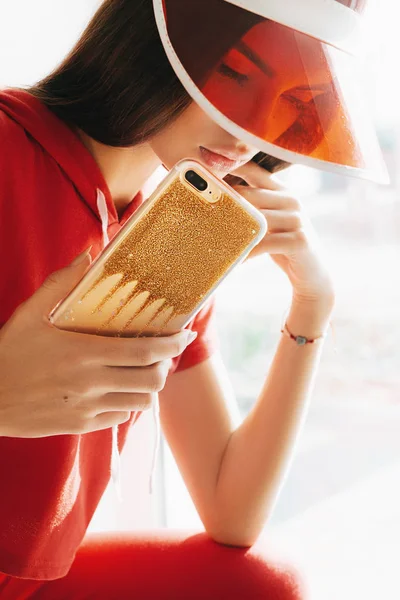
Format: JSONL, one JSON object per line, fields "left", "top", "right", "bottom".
{"left": 0, "top": 0, "right": 100, "bottom": 87}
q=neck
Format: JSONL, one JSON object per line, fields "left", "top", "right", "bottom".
{"left": 77, "top": 130, "right": 161, "bottom": 217}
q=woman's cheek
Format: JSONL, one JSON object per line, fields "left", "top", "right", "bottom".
{"left": 202, "top": 77, "right": 253, "bottom": 123}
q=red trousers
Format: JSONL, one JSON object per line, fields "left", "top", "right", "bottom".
{"left": 0, "top": 530, "right": 303, "bottom": 599}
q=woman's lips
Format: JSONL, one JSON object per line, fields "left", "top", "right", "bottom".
{"left": 199, "top": 146, "right": 246, "bottom": 172}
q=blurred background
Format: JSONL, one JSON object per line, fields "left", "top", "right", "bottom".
{"left": 1, "top": 1, "right": 399, "bottom": 598}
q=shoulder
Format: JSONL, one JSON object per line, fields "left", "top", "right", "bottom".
{"left": 0, "top": 108, "right": 35, "bottom": 175}
{"left": 0, "top": 105, "right": 28, "bottom": 144}
{"left": 0, "top": 105, "right": 41, "bottom": 240}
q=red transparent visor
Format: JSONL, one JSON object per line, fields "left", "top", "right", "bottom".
{"left": 163, "top": 0, "right": 387, "bottom": 181}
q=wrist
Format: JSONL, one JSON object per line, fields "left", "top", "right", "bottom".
{"left": 287, "top": 297, "right": 334, "bottom": 340}
{"left": 292, "top": 288, "right": 335, "bottom": 314}
{"left": 292, "top": 286, "right": 335, "bottom": 308}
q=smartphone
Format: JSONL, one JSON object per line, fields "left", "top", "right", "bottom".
{"left": 49, "top": 159, "right": 267, "bottom": 338}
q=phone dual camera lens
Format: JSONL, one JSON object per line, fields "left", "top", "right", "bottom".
{"left": 185, "top": 170, "right": 208, "bottom": 192}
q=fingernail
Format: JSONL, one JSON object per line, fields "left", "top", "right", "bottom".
{"left": 186, "top": 331, "right": 198, "bottom": 345}
{"left": 71, "top": 246, "right": 93, "bottom": 266}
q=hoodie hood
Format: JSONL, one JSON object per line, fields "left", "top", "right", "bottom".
{"left": 0, "top": 88, "right": 139, "bottom": 226}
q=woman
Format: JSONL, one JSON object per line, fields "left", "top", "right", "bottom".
{"left": 0, "top": 0, "right": 386, "bottom": 597}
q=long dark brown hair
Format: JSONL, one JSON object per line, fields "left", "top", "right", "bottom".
{"left": 29, "top": 0, "right": 289, "bottom": 174}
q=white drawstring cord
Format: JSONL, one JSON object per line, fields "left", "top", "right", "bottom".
{"left": 96, "top": 189, "right": 124, "bottom": 502}
{"left": 149, "top": 393, "right": 161, "bottom": 494}
{"left": 96, "top": 190, "right": 160, "bottom": 499}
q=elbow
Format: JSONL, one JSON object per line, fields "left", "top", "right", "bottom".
{"left": 206, "top": 524, "right": 261, "bottom": 549}
{"left": 209, "top": 533, "right": 255, "bottom": 549}
{"left": 202, "top": 499, "right": 272, "bottom": 548}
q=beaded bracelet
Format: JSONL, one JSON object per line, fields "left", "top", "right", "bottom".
{"left": 281, "top": 322, "right": 326, "bottom": 346}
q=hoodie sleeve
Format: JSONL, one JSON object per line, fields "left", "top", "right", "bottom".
{"left": 170, "top": 295, "right": 220, "bottom": 373}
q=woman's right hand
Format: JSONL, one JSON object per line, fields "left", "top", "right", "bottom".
{"left": 0, "top": 249, "right": 197, "bottom": 438}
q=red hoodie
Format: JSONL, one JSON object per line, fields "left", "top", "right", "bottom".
{"left": 0, "top": 89, "right": 219, "bottom": 580}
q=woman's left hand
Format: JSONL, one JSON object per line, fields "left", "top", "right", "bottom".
{"left": 230, "top": 161, "right": 335, "bottom": 308}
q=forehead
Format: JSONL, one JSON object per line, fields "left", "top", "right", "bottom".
{"left": 241, "top": 20, "right": 327, "bottom": 68}
{"left": 233, "top": 21, "right": 333, "bottom": 88}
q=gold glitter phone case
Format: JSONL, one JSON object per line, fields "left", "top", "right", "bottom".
{"left": 49, "top": 159, "right": 267, "bottom": 337}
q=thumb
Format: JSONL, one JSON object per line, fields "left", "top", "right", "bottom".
{"left": 28, "top": 246, "right": 93, "bottom": 319}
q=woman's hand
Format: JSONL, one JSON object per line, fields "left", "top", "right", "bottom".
{"left": 0, "top": 252, "right": 197, "bottom": 438}
{"left": 230, "top": 161, "right": 335, "bottom": 309}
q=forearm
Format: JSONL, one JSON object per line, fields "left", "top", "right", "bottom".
{"left": 212, "top": 298, "right": 333, "bottom": 546}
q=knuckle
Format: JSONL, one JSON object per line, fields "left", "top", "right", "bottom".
{"left": 136, "top": 393, "right": 153, "bottom": 411}
{"left": 70, "top": 419, "right": 87, "bottom": 434}
{"left": 288, "top": 196, "right": 302, "bottom": 211}
{"left": 295, "top": 230, "right": 308, "bottom": 248}
{"left": 42, "top": 274, "right": 59, "bottom": 291}
{"left": 81, "top": 415, "right": 100, "bottom": 434}
{"left": 170, "top": 339, "right": 185, "bottom": 358}
{"left": 135, "top": 344, "right": 155, "bottom": 366}
{"left": 291, "top": 212, "right": 303, "bottom": 229}
{"left": 118, "top": 411, "right": 131, "bottom": 424}
{"left": 148, "top": 364, "right": 167, "bottom": 392}
{"left": 73, "top": 377, "right": 93, "bottom": 397}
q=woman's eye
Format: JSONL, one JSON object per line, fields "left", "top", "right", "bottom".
{"left": 282, "top": 89, "right": 327, "bottom": 108}
{"left": 217, "top": 63, "right": 249, "bottom": 86}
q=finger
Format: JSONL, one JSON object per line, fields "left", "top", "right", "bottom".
{"left": 261, "top": 209, "right": 303, "bottom": 233}
{"left": 261, "top": 231, "right": 308, "bottom": 255}
{"left": 96, "top": 361, "right": 171, "bottom": 394}
{"left": 96, "top": 392, "right": 154, "bottom": 413}
{"left": 59, "top": 329, "right": 194, "bottom": 367}
{"left": 231, "top": 161, "right": 285, "bottom": 191}
{"left": 235, "top": 187, "right": 301, "bottom": 211}
{"left": 88, "top": 411, "right": 132, "bottom": 432}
